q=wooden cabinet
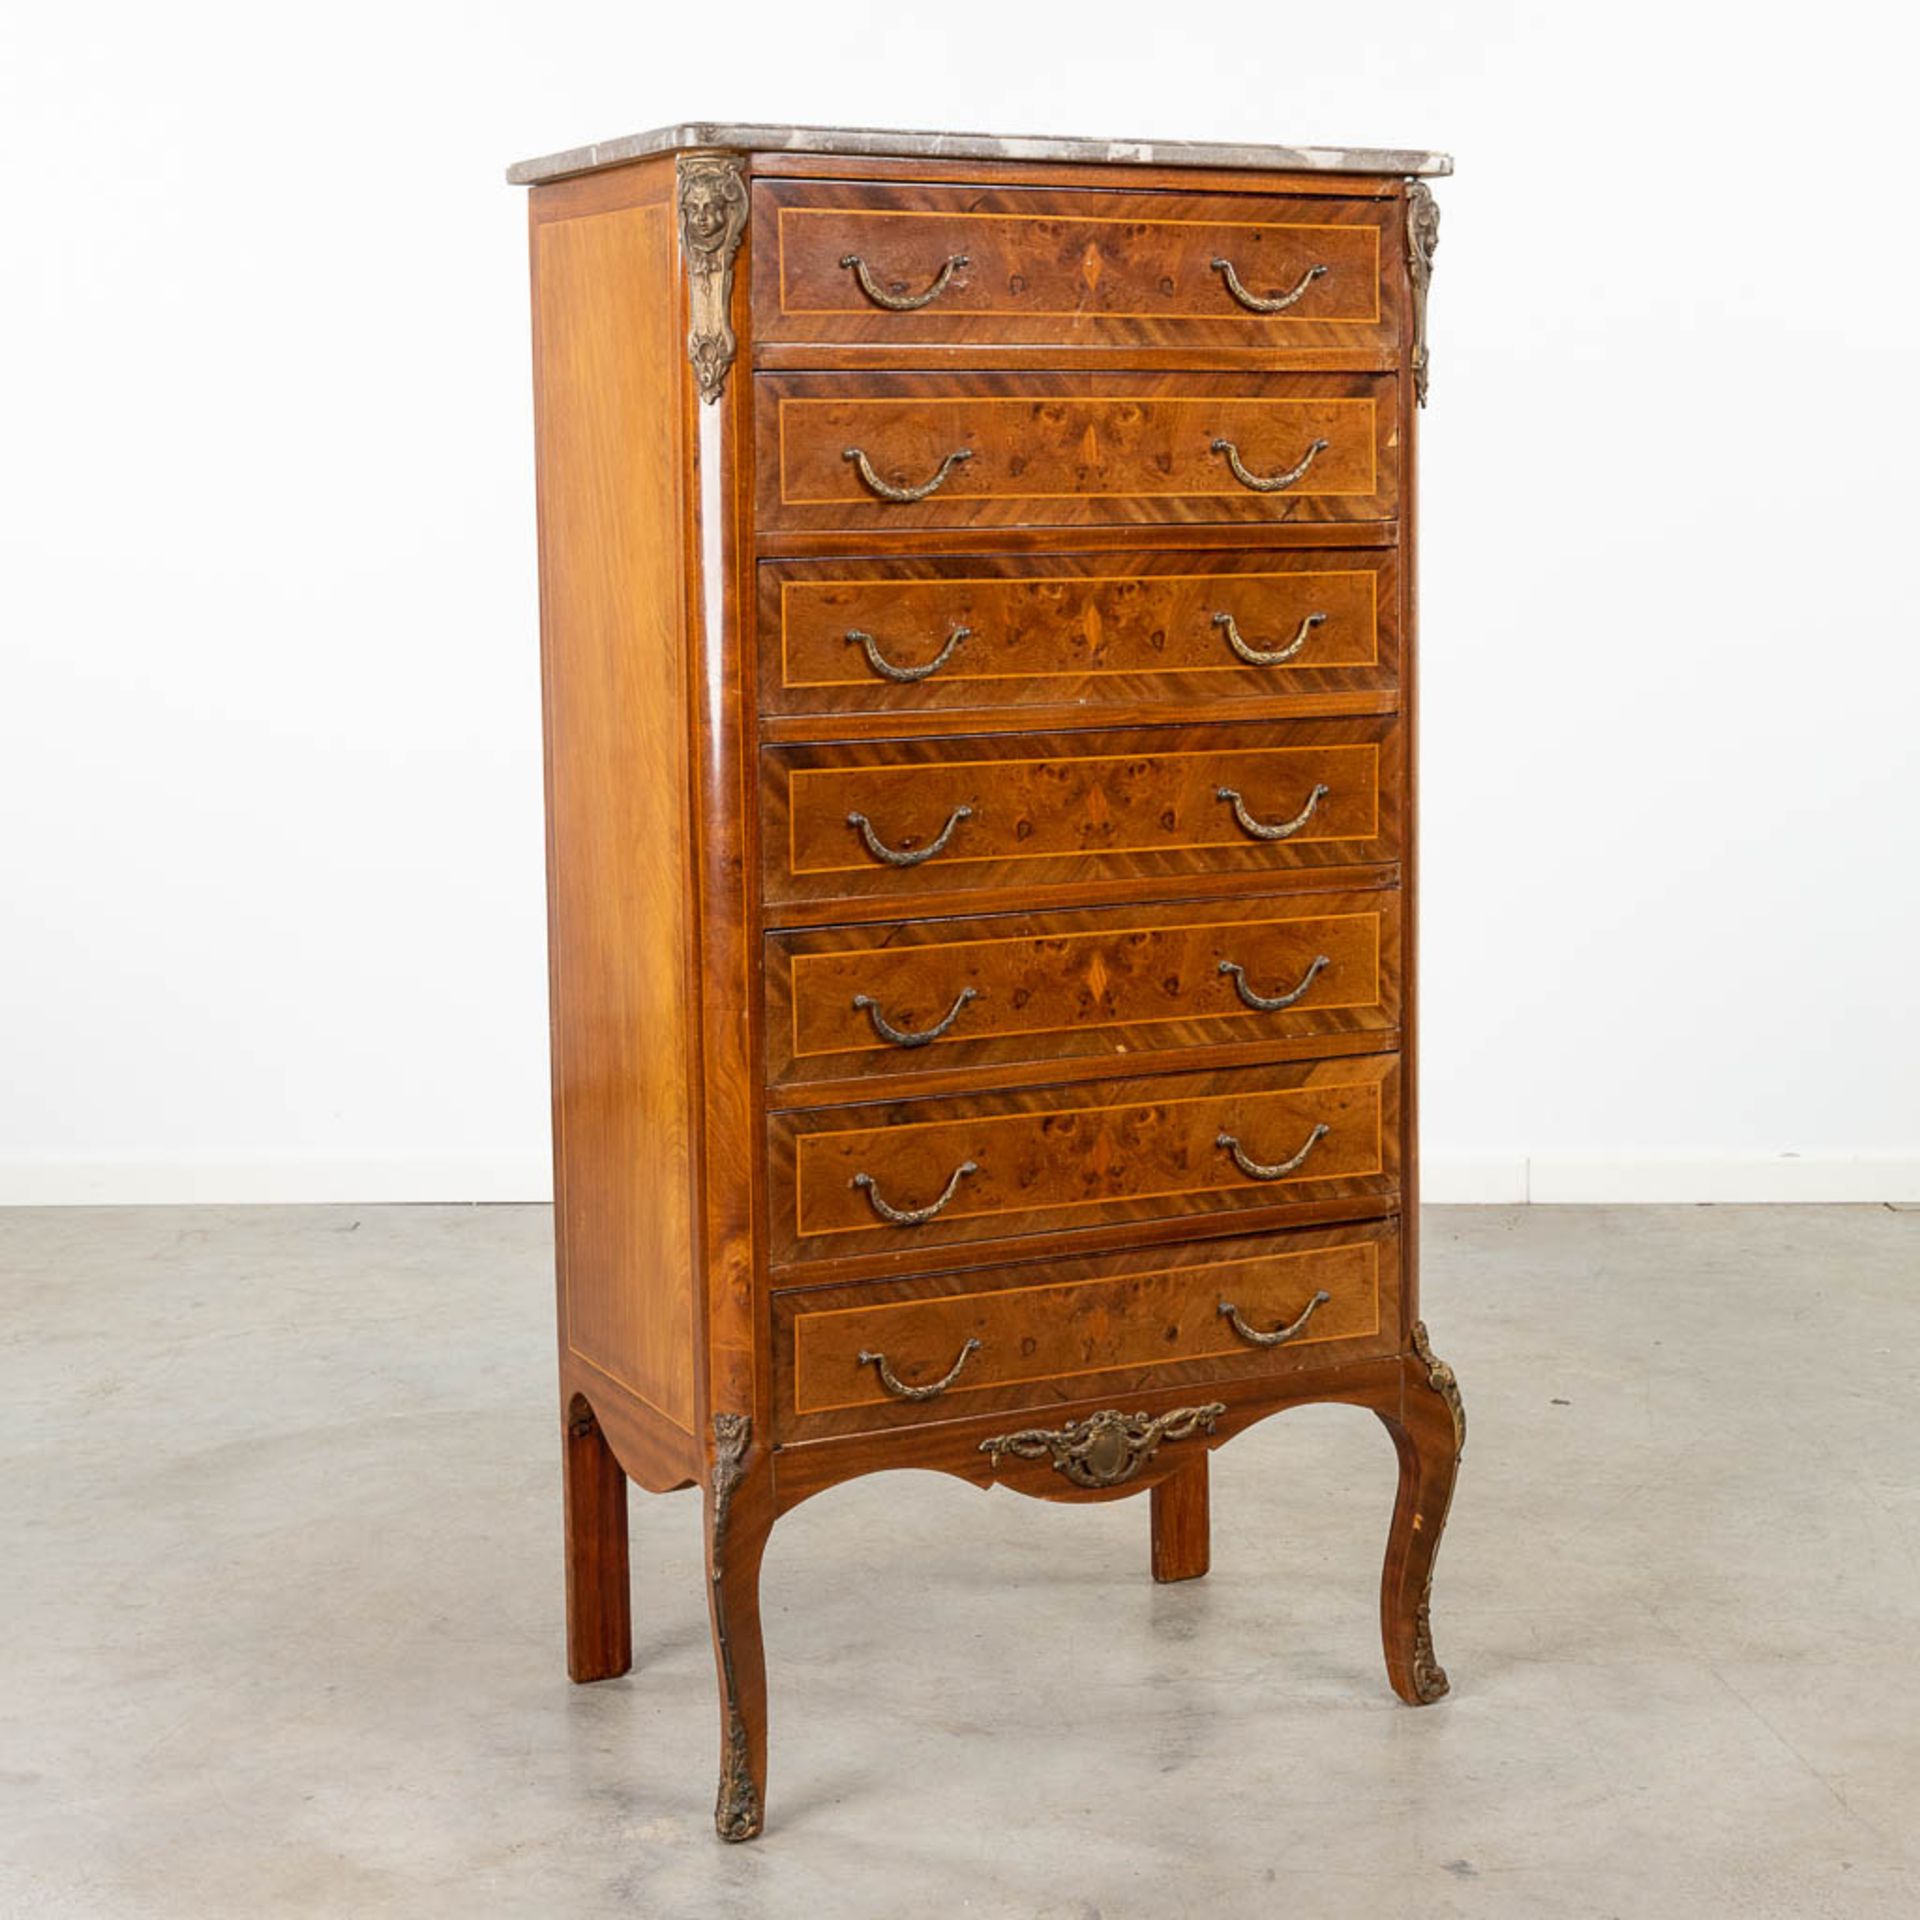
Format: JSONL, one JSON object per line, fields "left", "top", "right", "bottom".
{"left": 516, "top": 122, "right": 1463, "bottom": 1842}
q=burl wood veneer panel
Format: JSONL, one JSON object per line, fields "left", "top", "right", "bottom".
{"left": 763, "top": 716, "right": 1401, "bottom": 914}
{"left": 756, "top": 547, "right": 1399, "bottom": 723}
{"left": 753, "top": 181, "right": 1402, "bottom": 353}
{"left": 772, "top": 1217, "right": 1400, "bottom": 1440}
{"left": 757, "top": 372, "right": 1399, "bottom": 533}
{"left": 769, "top": 1054, "right": 1400, "bottom": 1269}
{"left": 766, "top": 886, "right": 1401, "bottom": 1094}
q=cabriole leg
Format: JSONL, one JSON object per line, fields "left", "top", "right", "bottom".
{"left": 1377, "top": 1324, "right": 1465, "bottom": 1704}
{"left": 563, "top": 1395, "right": 632, "bottom": 1683}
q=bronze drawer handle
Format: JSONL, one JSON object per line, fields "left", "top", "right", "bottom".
{"left": 857, "top": 1336, "right": 982, "bottom": 1401}
{"left": 1215, "top": 781, "right": 1329, "bottom": 842}
{"left": 1216, "top": 1122, "right": 1331, "bottom": 1182}
{"left": 852, "top": 985, "right": 979, "bottom": 1048}
{"left": 1218, "top": 1289, "right": 1331, "bottom": 1348}
{"left": 1210, "top": 257, "right": 1328, "bottom": 314}
{"left": 1210, "top": 435, "right": 1329, "bottom": 493}
{"left": 1218, "top": 953, "right": 1331, "bottom": 1013}
{"left": 845, "top": 625, "right": 972, "bottom": 684}
{"left": 841, "top": 250, "right": 970, "bottom": 311}
{"left": 1214, "top": 609, "right": 1326, "bottom": 667}
{"left": 979, "top": 1403, "right": 1226, "bottom": 1489}
{"left": 844, "top": 445, "right": 973, "bottom": 503}
{"left": 847, "top": 804, "right": 973, "bottom": 867}
{"left": 851, "top": 1159, "right": 978, "bottom": 1226}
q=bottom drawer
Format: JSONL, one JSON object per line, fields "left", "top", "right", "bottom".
{"left": 772, "top": 1218, "right": 1399, "bottom": 1442}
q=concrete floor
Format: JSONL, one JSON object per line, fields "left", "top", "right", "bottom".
{"left": 3, "top": 1205, "right": 1917, "bottom": 1918}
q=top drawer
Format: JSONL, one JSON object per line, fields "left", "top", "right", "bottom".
{"left": 752, "top": 181, "right": 1402, "bottom": 354}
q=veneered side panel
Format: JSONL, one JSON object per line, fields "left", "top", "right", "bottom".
{"left": 533, "top": 164, "right": 699, "bottom": 1447}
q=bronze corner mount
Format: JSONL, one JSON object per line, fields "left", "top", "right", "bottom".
{"left": 1410, "top": 1320, "right": 1465, "bottom": 1453}
{"left": 677, "top": 153, "right": 749, "bottom": 405}
{"left": 1405, "top": 179, "right": 1440, "bottom": 407}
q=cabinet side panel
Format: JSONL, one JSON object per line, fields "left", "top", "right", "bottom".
{"left": 532, "top": 176, "right": 697, "bottom": 1436}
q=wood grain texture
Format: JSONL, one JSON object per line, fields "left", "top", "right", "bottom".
{"left": 769, "top": 1350, "right": 1407, "bottom": 1511}
{"left": 757, "top": 372, "right": 1399, "bottom": 533}
{"left": 1393, "top": 188, "right": 1426, "bottom": 1351}
{"left": 764, "top": 715, "right": 1400, "bottom": 913}
{"left": 756, "top": 519, "right": 1400, "bottom": 564}
{"left": 684, "top": 186, "right": 768, "bottom": 1442}
{"left": 757, "top": 546, "right": 1398, "bottom": 725}
{"left": 531, "top": 163, "right": 699, "bottom": 1445}
{"left": 773, "top": 1219, "right": 1397, "bottom": 1440}
{"left": 754, "top": 181, "right": 1399, "bottom": 352}
{"left": 562, "top": 1394, "right": 632, "bottom": 1681}
{"left": 766, "top": 886, "right": 1400, "bottom": 1095}
{"left": 770, "top": 1054, "right": 1399, "bottom": 1269}
{"left": 1151, "top": 1457, "right": 1211, "bottom": 1582}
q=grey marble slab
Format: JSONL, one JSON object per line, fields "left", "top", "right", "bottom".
{"left": 506, "top": 121, "right": 1451, "bottom": 186}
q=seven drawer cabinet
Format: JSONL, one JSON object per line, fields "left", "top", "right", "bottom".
{"left": 513, "top": 121, "right": 1464, "bottom": 1841}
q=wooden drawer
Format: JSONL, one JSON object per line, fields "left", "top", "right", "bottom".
{"left": 768, "top": 1056, "right": 1399, "bottom": 1270}
{"left": 752, "top": 180, "right": 1400, "bottom": 352}
{"left": 756, "top": 373, "right": 1398, "bottom": 533}
{"left": 772, "top": 1219, "right": 1401, "bottom": 1441}
{"left": 762, "top": 716, "right": 1398, "bottom": 913}
{"left": 757, "top": 548, "right": 1398, "bottom": 724}
{"left": 767, "top": 888, "right": 1400, "bottom": 1094}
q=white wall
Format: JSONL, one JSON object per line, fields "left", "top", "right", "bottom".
{"left": 2, "top": 1, "right": 1915, "bottom": 1205}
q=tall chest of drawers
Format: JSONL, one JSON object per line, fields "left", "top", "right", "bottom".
{"left": 512, "top": 122, "right": 1463, "bottom": 1841}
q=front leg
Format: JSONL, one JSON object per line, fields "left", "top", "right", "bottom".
{"left": 706, "top": 1413, "right": 772, "bottom": 1841}
{"left": 1376, "top": 1324, "right": 1465, "bottom": 1704}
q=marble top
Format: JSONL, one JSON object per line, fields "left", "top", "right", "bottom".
{"left": 505, "top": 122, "right": 1451, "bottom": 187}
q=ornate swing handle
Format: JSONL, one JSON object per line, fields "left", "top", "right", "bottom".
{"left": 851, "top": 1159, "right": 978, "bottom": 1226}
{"left": 1218, "top": 953, "right": 1331, "bottom": 1013}
{"left": 1214, "top": 609, "right": 1326, "bottom": 667}
{"left": 1215, "top": 781, "right": 1329, "bottom": 842}
{"left": 1210, "top": 435, "right": 1329, "bottom": 493}
{"left": 1210, "top": 257, "right": 1328, "bottom": 314}
{"left": 1218, "top": 1289, "right": 1331, "bottom": 1348}
{"left": 851, "top": 985, "right": 979, "bottom": 1049}
{"left": 841, "top": 251, "right": 970, "bottom": 311}
{"left": 857, "top": 1336, "right": 982, "bottom": 1401}
{"left": 846, "top": 804, "right": 973, "bottom": 867}
{"left": 845, "top": 625, "right": 971, "bottom": 684}
{"left": 1216, "top": 1122, "right": 1331, "bottom": 1182}
{"left": 844, "top": 445, "right": 973, "bottom": 503}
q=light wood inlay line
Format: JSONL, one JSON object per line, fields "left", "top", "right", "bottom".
{"left": 777, "top": 397, "right": 1380, "bottom": 504}
{"left": 790, "top": 1243, "right": 1381, "bottom": 1414}
{"left": 776, "top": 568, "right": 1381, "bottom": 688}
{"left": 566, "top": 1343, "right": 698, "bottom": 1434}
{"left": 792, "top": 1081, "right": 1387, "bottom": 1238}
{"left": 787, "top": 742, "right": 1383, "bottom": 876}
{"left": 776, "top": 206, "right": 1383, "bottom": 322}
{"left": 787, "top": 910, "right": 1383, "bottom": 1058}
